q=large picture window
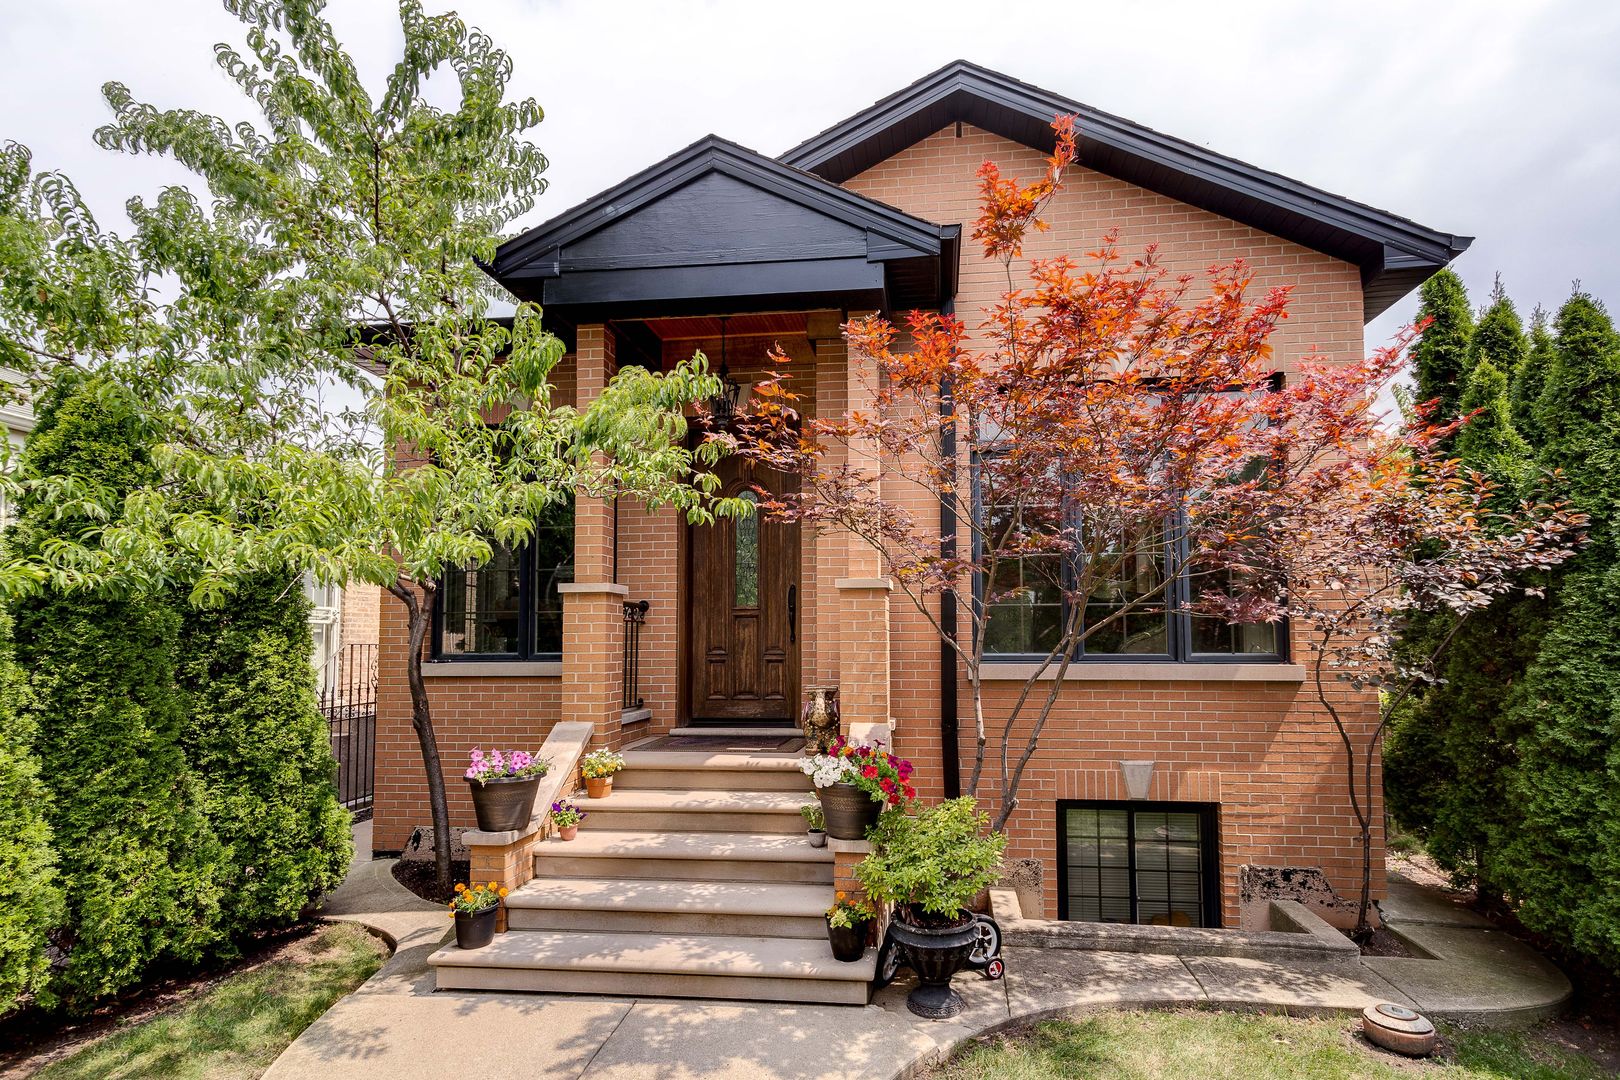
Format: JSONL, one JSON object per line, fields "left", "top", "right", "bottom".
{"left": 1058, "top": 801, "right": 1220, "bottom": 927}
{"left": 434, "top": 498, "right": 574, "bottom": 661}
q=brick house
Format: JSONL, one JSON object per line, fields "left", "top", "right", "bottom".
{"left": 376, "top": 63, "right": 1471, "bottom": 1001}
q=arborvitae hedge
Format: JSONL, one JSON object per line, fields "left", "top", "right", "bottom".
{"left": 1410, "top": 268, "right": 1475, "bottom": 423}
{"left": 179, "top": 576, "right": 351, "bottom": 941}
{"left": 8, "top": 373, "right": 224, "bottom": 1008}
{"left": 1511, "top": 310, "right": 1554, "bottom": 450}
{"left": 0, "top": 611, "right": 60, "bottom": 1014}
{"left": 1454, "top": 359, "right": 1533, "bottom": 499}
{"left": 1535, "top": 293, "right": 1620, "bottom": 559}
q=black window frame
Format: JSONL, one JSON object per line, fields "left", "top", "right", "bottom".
{"left": 431, "top": 503, "right": 574, "bottom": 664}
{"left": 970, "top": 375, "right": 1289, "bottom": 665}
{"left": 1056, "top": 799, "right": 1222, "bottom": 928}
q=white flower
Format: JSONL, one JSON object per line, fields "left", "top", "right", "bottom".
{"left": 799, "top": 753, "right": 855, "bottom": 788}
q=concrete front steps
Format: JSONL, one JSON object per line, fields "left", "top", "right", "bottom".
{"left": 428, "top": 736, "right": 875, "bottom": 1004}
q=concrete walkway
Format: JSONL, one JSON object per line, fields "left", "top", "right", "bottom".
{"left": 266, "top": 862, "right": 1571, "bottom": 1080}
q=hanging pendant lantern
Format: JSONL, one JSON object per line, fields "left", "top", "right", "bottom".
{"left": 708, "top": 315, "right": 742, "bottom": 420}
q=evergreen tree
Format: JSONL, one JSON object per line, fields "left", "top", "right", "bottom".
{"left": 179, "top": 575, "right": 352, "bottom": 943}
{"left": 0, "top": 610, "right": 59, "bottom": 1015}
{"left": 1455, "top": 360, "right": 1533, "bottom": 499}
{"left": 1511, "top": 307, "right": 1554, "bottom": 450}
{"left": 1469, "top": 276, "right": 1529, "bottom": 387}
{"left": 1534, "top": 292, "right": 1620, "bottom": 558}
{"left": 9, "top": 373, "right": 222, "bottom": 1008}
{"left": 1410, "top": 268, "right": 1475, "bottom": 423}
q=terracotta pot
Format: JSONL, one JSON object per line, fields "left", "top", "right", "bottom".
{"left": 826, "top": 916, "right": 872, "bottom": 962}
{"left": 820, "top": 782, "right": 881, "bottom": 840}
{"left": 889, "top": 909, "right": 977, "bottom": 1019}
{"left": 585, "top": 776, "right": 613, "bottom": 799}
{"left": 807, "top": 829, "right": 827, "bottom": 848}
{"left": 558, "top": 824, "right": 579, "bottom": 841}
{"left": 454, "top": 903, "right": 499, "bottom": 950}
{"left": 466, "top": 775, "right": 542, "bottom": 833}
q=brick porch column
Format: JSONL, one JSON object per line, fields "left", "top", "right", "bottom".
{"left": 562, "top": 324, "right": 627, "bottom": 748}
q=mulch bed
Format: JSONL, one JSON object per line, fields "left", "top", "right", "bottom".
{"left": 391, "top": 858, "right": 472, "bottom": 905}
{"left": 1350, "top": 926, "right": 1419, "bottom": 958}
{"left": 0, "top": 922, "right": 326, "bottom": 1079}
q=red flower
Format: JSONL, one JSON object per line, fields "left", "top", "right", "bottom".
{"left": 862, "top": 765, "right": 878, "bottom": 779}
{"left": 879, "top": 777, "right": 895, "bottom": 792}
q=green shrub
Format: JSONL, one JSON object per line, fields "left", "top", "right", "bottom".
{"left": 0, "top": 611, "right": 60, "bottom": 1015}
{"left": 1410, "top": 268, "right": 1474, "bottom": 424}
{"left": 178, "top": 575, "right": 351, "bottom": 942}
{"left": 856, "top": 797, "right": 1005, "bottom": 923}
{"left": 9, "top": 373, "right": 223, "bottom": 1007}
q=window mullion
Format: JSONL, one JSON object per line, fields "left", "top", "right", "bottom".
{"left": 517, "top": 540, "right": 533, "bottom": 660}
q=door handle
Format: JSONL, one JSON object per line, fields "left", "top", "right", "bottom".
{"left": 787, "top": 584, "right": 797, "bottom": 644}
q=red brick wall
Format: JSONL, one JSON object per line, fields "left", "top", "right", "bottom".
{"left": 841, "top": 124, "right": 1380, "bottom": 925}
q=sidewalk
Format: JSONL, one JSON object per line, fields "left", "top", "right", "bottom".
{"left": 265, "top": 863, "right": 1571, "bottom": 1080}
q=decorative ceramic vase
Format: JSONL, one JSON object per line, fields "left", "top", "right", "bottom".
{"left": 826, "top": 916, "right": 872, "bottom": 963}
{"left": 889, "top": 911, "right": 978, "bottom": 1019}
{"left": 802, "top": 685, "right": 841, "bottom": 752}
{"left": 807, "top": 828, "right": 827, "bottom": 848}
{"left": 820, "top": 782, "right": 881, "bottom": 840}
{"left": 454, "top": 904, "right": 499, "bottom": 950}
{"left": 467, "top": 775, "right": 542, "bottom": 832}
{"left": 585, "top": 776, "right": 613, "bottom": 799}
{"left": 558, "top": 824, "right": 579, "bottom": 841}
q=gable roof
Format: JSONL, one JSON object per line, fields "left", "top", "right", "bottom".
{"left": 489, "top": 134, "right": 959, "bottom": 320}
{"left": 781, "top": 61, "right": 1471, "bottom": 321}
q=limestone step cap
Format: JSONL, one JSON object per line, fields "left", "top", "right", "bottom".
{"left": 666, "top": 726, "right": 806, "bottom": 738}
{"left": 505, "top": 877, "right": 829, "bottom": 918}
{"left": 621, "top": 749, "right": 808, "bottom": 771}
{"left": 428, "top": 929, "right": 875, "bottom": 982}
{"left": 581, "top": 789, "right": 811, "bottom": 815}
{"left": 534, "top": 829, "right": 835, "bottom": 863}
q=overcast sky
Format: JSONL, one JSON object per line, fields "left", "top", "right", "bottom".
{"left": 4, "top": 0, "right": 1618, "bottom": 355}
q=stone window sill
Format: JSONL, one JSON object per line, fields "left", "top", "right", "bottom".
{"left": 422, "top": 661, "right": 562, "bottom": 678}
{"left": 980, "top": 662, "right": 1305, "bottom": 683}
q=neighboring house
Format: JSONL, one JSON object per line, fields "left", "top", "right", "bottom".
{"left": 374, "top": 62, "right": 1470, "bottom": 999}
{"left": 0, "top": 371, "right": 34, "bottom": 529}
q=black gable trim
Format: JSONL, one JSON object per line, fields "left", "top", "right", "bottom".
{"left": 781, "top": 61, "right": 1472, "bottom": 321}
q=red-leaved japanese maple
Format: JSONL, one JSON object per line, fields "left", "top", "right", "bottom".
{"left": 727, "top": 118, "right": 1584, "bottom": 934}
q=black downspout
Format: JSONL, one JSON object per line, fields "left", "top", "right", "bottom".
{"left": 939, "top": 300, "right": 961, "bottom": 799}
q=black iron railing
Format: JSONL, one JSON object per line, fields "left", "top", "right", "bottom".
{"left": 321, "top": 643, "right": 378, "bottom": 814}
{"left": 622, "top": 600, "right": 649, "bottom": 711}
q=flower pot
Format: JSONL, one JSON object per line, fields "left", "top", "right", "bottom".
{"left": 807, "top": 828, "right": 827, "bottom": 848}
{"left": 585, "top": 776, "right": 614, "bottom": 799}
{"left": 558, "top": 824, "right": 579, "bottom": 841}
{"left": 889, "top": 910, "right": 978, "bottom": 1019}
{"left": 454, "top": 904, "right": 499, "bottom": 950}
{"left": 826, "top": 916, "right": 872, "bottom": 962}
{"left": 820, "top": 782, "right": 881, "bottom": 840}
{"left": 467, "top": 775, "right": 542, "bottom": 833}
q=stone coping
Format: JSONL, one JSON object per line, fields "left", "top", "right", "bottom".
{"left": 461, "top": 721, "right": 593, "bottom": 847}
{"left": 981, "top": 661, "right": 1306, "bottom": 683}
{"left": 423, "top": 660, "right": 561, "bottom": 678}
{"left": 557, "top": 581, "right": 630, "bottom": 597}
{"left": 989, "top": 889, "right": 1358, "bottom": 964}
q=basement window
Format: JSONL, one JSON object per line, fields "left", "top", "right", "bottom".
{"left": 1057, "top": 801, "right": 1220, "bottom": 928}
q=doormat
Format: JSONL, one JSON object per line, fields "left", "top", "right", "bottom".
{"left": 640, "top": 735, "right": 806, "bottom": 753}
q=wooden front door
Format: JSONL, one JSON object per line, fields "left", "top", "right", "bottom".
{"left": 687, "top": 459, "right": 800, "bottom": 722}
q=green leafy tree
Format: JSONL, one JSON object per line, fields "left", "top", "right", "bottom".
{"left": 0, "top": 610, "right": 59, "bottom": 1015}
{"left": 7, "top": 373, "right": 222, "bottom": 1008}
{"left": 1511, "top": 307, "right": 1554, "bottom": 449}
{"left": 0, "top": 0, "right": 742, "bottom": 891}
{"left": 179, "top": 576, "right": 352, "bottom": 941}
{"left": 1410, "top": 268, "right": 1474, "bottom": 424}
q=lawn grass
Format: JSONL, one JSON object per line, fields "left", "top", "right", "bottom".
{"left": 927, "top": 1011, "right": 1612, "bottom": 1080}
{"left": 35, "top": 921, "right": 386, "bottom": 1080}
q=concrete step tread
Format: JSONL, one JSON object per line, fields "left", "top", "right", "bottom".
{"left": 428, "top": 929, "right": 875, "bottom": 982}
{"left": 582, "top": 789, "right": 811, "bottom": 814}
{"left": 621, "top": 749, "right": 808, "bottom": 771}
{"left": 535, "top": 830, "right": 834, "bottom": 863}
{"left": 506, "top": 877, "right": 829, "bottom": 917}
{"left": 667, "top": 726, "right": 805, "bottom": 738}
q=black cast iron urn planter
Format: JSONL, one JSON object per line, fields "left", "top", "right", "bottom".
{"left": 889, "top": 910, "right": 979, "bottom": 1019}
{"left": 454, "top": 903, "right": 499, "bottom": 950}
{"left": 819, "top": 782, "right": 882, "bottom": 840}
{"left": 467, "top": 774, "right": 543, "bottom": 833}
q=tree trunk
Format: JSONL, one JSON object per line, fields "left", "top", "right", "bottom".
{"left": 388, "top": 579, "right": 452, "bottom": 892}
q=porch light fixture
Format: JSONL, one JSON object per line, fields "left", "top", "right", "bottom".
{"left": 707, "top": 316, "right": 743, "bottom": 420}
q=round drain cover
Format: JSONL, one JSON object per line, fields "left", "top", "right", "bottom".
{"left": 1362, "top": 1003, "right": 1436, "bottom": 1057}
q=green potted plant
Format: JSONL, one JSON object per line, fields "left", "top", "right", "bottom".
{"left": 800, "top": 802, "right": 827, "bottom": 847}
{"left": 798, "top": 737, "right": 916, "bottom": 840}
{"left": 551, "top": 800, "right": 586, "bottom": 841}
{"left": 464, "top": 748, "right": 550, "bottom": 832}
{"left": 825, "top": 890, "right": 876, "bottom": 962}
{"left": 447, "top": 880, "right": 507, "bottom": 950}
{"left": 856, "top": 797, "right": 1005, "bottom": 1019}
{"left": 580, "top": 748, "right": 626, "bottom": 798}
